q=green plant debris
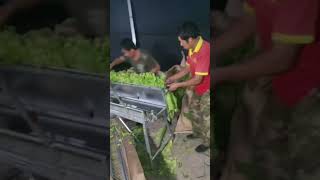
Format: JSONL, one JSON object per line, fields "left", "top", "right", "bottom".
{"left": 132, "top": 125, "right": 176, "bottom": 180}
{"left": 161, "top": 140, "right": 176, "bottom": 176}
{"left": 166, "top": 91, "right": 178, "bottom": 121}
{"left": 111, "top": 121, "right": 176, "bottom": 179}
{"left": 153, "top": 126, "right": 167, "bottom": 148}
{"left": 110, "top": 121, "right": 133, "bottom": 144}
{"left": 0, "top": 26, "right": 109, "bottom": 74}
{"left": 110, "top": 110, "right": 177, "bottom": 180}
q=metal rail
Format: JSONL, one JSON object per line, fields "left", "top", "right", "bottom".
{"left": 110, "top": 121, "right": 130, "bottom": 180}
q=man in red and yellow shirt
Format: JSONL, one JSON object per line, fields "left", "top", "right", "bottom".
{"left": 167, "top": 22, "right": 211, "bottom": 153}
{"left": 214, "top": 0, "right": 320, "bottom": 180}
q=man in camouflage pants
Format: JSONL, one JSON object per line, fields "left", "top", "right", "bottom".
{"left": 186, "top": 91, "right": 211, "bottom": 148}
{"left": 167, "top": 22, "right": 211, "bottom": 153}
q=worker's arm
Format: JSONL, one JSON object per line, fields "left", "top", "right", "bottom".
{"left": 110, "top": 56, "right": 126, "bottom": 69}
{"left": 214, "top": 14, "right": 256, "bottom": 65}
{"left": 214, "top": 0, "right": 318, "bottom": 85}
{"left": 214, "top": 43, "right": 301, "bottom": 85}
{"left": 168, "top": 48, "right": 209, "bottom": 91}
{"left": 168, "top": 75, "right": 203, "bottom": 91}
{"left": 150, "top": 63, "right": 160, "bottom": 74}
{"left": 147, "top": 56, "right": 161, "bottom": 74}
{"left": 166, "top": 66, "right": 190, "bottom": 84}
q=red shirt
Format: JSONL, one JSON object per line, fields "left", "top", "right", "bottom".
{"left": 186, "top": 37, "right": 211, "bottom": 96}
{"left": 245, "top": 0, "right": 320, "bottom": 106}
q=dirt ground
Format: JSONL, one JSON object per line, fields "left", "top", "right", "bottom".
{"left": 173, "top": 134, "right": 210, "bottom": 180}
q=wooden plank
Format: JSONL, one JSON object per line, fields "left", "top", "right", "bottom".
{"left": 123, "top": 138, "right": 146, "bottom": 180}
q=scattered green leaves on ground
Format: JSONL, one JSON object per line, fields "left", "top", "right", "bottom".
{"left": 132, "top": 125, "right": 176, "bottom": 180}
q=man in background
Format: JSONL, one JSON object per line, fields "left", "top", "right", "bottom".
{"left": 110, "top": 38, "right": 160, "bottom": 74}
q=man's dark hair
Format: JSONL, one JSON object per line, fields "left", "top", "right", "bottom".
{"left": 120, "top": 38, "right": 137, "bottom": 50}
{"left": 177, "top": 21, "right": 201, "bottom": 40}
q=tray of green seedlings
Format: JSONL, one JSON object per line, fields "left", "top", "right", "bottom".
{"left": 0, "top": 26, "right": 109, "bottom": 74}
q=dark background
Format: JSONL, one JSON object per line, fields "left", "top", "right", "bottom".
{"left": 0, "top": 1, "right": 68, "bottom": 32}
{"left": 212, "top": 0, "right": 228, "bottom": 11}
{"left": 0, "top": 0, "right": 108, "bottom": 36}
{"left": 110, "top": 0, "right": 210, "bottom": 71}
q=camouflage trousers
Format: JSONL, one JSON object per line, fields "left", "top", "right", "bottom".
{"left": 185, "top": 91, "right": 211, "bottom": 147}
{"left": 289, "top": 89, "right": 320, "bottom": 180}
{"left": 221, "top": 78, "right": 320, "bottom": 180}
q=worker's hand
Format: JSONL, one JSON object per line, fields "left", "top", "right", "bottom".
{"left": 110, "top": 63, "right": 114, "bottom": 70}
{"left": 165, "top": 77, "right": 175, "bottom": 85}
{"left": 168, "top": 83, "right": 179, "bottom": 91}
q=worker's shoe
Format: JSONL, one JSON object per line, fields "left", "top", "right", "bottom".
{"left": 195, "top": 144, "right": 209, "bottom": 153}
{"left": 186, "top": 134, "right": 199, "bottom": 139}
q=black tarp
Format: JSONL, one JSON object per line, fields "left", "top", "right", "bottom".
{"left": 110, "top": 0, "right": 210, "bottom": 71}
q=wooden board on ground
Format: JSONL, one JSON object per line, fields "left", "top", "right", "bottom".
{"left": 175, "top": 89, "right": 193, "bottom": 134}
{"left": 110, "top": 119, "right": 146, "bottom": 180}
{"left": 123, "top": 138, "right": 146, "bottom": 180}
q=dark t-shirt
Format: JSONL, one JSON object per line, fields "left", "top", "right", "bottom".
{"left": 125, "top": 49, "right": 159, "bottom": 73}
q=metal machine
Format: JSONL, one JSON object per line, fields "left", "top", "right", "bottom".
{"left": 110, "top": 82, "right": 175, "bottom": 161}
{"left": 0, "top": 65, "right": 108, "bottom": 180}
